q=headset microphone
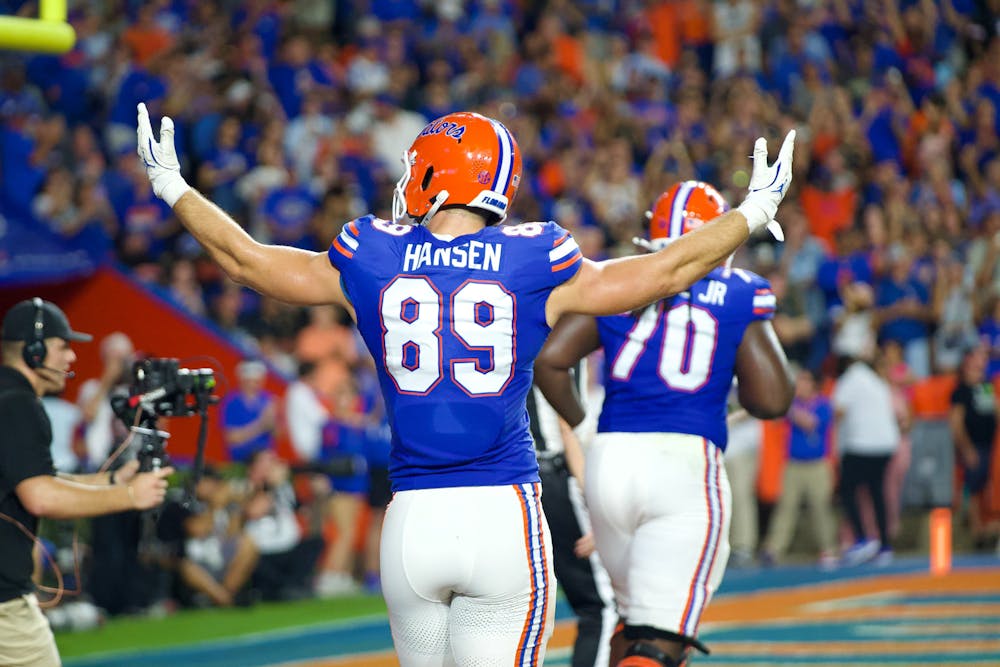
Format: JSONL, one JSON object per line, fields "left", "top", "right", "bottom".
{"left": 40, "top": 366, "right": 75, "bottom": 379}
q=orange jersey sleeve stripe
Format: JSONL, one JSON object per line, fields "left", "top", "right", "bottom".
{"left": 551, "top": 251, "right": 582, "bottom": 273}
{"left": 332, "top": 238, "right": 354, "bottom": 259}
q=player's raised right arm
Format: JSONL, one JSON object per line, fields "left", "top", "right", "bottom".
{"left": 137, "top": 103, "right": 351, "bottom": 310}
{"left": 546, "top": 131, "right": 795, "bottom": 325}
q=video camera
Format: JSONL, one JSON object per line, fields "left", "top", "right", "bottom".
{"left": 120, "top": 358, "right": 216, "bottom": 419}
{"left": 111, "top": 358, "right": 217, "bottom": 474}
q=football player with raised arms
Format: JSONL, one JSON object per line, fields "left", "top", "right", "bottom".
{"left": 535, "top": 181, "right": 795, "bottom": 667}
{"left": 136, "top": 103, "right": 794, "bottom": 666}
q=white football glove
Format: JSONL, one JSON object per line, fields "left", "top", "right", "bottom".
{"left": 136, "top": 102, "right": 190, "bottom": 208}
{"left": 736, "top": 129, "right": 795, "bottom": 242}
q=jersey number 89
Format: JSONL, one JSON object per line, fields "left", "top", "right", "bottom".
{"left": 380, "top": 277, "right": 515, "bottom": 396}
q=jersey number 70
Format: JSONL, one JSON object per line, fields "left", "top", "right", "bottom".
{"left": 380, "top": 276, "right": 515, "bottom": 396}
{"left": 609, "top": 302, "right": 718, "bottom": 392}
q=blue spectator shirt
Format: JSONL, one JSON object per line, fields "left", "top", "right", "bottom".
{"left": 787, "top": 396, "right": 833, "bottom": 462}
{"left": 980, "top": 318, "right": 1000, "bottom": 381}
{"left": 221, "top": 390, "right": 276, "bottom": 463}
{"left": 876, "top": 277, "right": 930, "bottom": 344}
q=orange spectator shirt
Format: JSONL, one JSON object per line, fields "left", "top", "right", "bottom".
{"left": 646, "top": 2, "right": 681, "bottom": 68}
{"left": 800, "top": 185, "right": 858, "bottom": 247}
{"left": 122, "top": 27, "right": 174, "bottom": 66}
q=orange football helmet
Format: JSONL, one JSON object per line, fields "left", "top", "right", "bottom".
{"left": 642, "top": 180, "right": 729, "bottom": 251}
{"left": 392, "top": 112, "right": 522, "bottom": 225}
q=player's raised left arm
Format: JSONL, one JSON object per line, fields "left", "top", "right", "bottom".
{"left": 734, "top": 320, "right": 793, "bottom": 419}
{"left": 137, "top": 103, "right": 352, "bottom": 311}
{"left": 546, "top": 131, "right": 794, "bottom": 324}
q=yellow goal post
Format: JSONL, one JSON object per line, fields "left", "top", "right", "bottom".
{"left": 0, "top": 0, "right": 76, "bottom": 54}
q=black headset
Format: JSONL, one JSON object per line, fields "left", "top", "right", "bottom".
{"left": 22, "top": 297, "right": 47, "bottom": 370}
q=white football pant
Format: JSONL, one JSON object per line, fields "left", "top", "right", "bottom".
{"left": 586, "top": 432, "right": 731, "bottom": 638}
{"left": 381, "top": 484, "right": 556, "bottom": 666}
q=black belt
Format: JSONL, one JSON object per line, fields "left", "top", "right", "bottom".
{"left": 536, "top": 452, "right": 567, "bottom": 475}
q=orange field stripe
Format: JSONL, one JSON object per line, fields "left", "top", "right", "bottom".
{"left": 707, "top": 602, "right": 1000, "bottom": 627}
{"left": 703, "top": 569, "right": 1000, "bottom": 624}
{"left": 693, "top": 663, "right": 1000, "bottom": 667}
{"left": 714, "top": 638, "right": 1000, "bottom": 655}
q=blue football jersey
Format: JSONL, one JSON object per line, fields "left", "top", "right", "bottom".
{"left": 595, "top": 267, "right": 775, "bottom": 449}
{"left": 329, "top": 216, "right": 583, "bottom": 491}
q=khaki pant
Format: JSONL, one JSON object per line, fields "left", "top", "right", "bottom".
{"left": 0, "top": 594, "right": 61, "bottom": 667}
{"left": 764, "top": 459, "right": 837, "bottom": 559}
{"left": 724, "top": 446, "right": 760, "bottom": 556}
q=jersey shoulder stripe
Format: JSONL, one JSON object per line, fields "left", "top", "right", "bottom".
{"left": 329, "top": 216, "right": 379, "bottom": 267}
{"left": 549, "top": 234, "right": 582, "bottom": 273}
{"left": 332, "top": 236, "right": 354, "bottom": 259}
{"left": 753, "top": 288, "right": 776, "bottom": 313}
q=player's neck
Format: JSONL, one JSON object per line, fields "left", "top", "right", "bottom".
{"left": 424, "top": 209, "right": 487, "bottom": 238}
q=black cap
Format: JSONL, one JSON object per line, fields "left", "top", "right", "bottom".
{"left": 1, "top": 298, "right": 92, "bottom": 343}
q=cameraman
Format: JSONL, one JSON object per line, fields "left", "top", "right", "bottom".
{"left": 0, "top": 298, "right": 173, "bottom": 667}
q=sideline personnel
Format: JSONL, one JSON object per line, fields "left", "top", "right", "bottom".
{"left": 0, "top": 298, "right": 173, "bottom": 667}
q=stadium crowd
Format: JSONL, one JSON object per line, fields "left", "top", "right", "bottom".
{"left": 3, "top": 0, "right": 1000, "bottom": 620}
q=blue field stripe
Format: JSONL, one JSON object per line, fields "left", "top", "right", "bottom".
{"left": 716, "top": 554, "right": 1000, "bottom": 596}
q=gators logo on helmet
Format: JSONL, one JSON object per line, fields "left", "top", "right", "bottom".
{"left": 392, "top": 112, "right": 522, "bottom": 225}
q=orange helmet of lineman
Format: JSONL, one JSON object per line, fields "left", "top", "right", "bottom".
{"left": 635, "top": 180, "right": 730, "bottom": 252}
{"left": 392, "top": 112, "right": 522, "bottom": 225}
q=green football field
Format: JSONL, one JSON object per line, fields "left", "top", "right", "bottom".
{"left": 56, "top": 594, "right": 387, "bottom": 658}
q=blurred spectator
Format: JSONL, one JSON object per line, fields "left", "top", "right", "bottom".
{"left": 979, "top": 296, "right": 1000, "bottom": 381}
{"left": 221, "top": 360, "right": 278, "bottom": 463}
{"left": 121, "top": 5, "right": 174, "bottom": 67}
{"left": 295, "top": 304, "right": 359, "bottom": 377}
{"left": 287, "top": 361, "right": 328, "bottom": 463}
{"left": 77, "top": 332, "right": 134, "bottom": 470}
{"left": 244, "top": 450, "right": 325, "bottom": 601}
{"left": 932, "top": 253, "right": 979, "bottom": 373}
{"left": 712, "top": 0, "right": 762, "bottom": 77}
{"left": 949, "top": 346, "right": 999, "bottom": 549}
{"left": 769, "top": 270, "right": 816, "bottom": 369}
{"left": 368, "top": 93, "right": 427, "bottom": 174}
{"left": 877, "top": 340, "right": 914, "bottom": 542}
{"left": 178, "top": 468, "right": 259, "bottom": 607}
{"left": 313, "top": 380, "right": 369, "bottom": 598}
{"left": 874, "top": 246, "right": 933, "bottom": 378}
{"left": 361, "top": 411, "right": 392, "bottom": 593}
{"left": 284, "top": 93, "right": 335, "bottom": 182}
{"left": 286, "top": 361, "right": 361, "bottom": 597}
{"left": 166, "top": 257, "right": 207, "bottom": 317}
{"left": 260, "top": 173, "right": 318, "bottom": 248}
{"left": 833, "top": 349, "right": 901, "bottom": 566}
{"left": 724, "top": 406, "right": 762, "bottom": 569}
{"left": 41, "top": 393, "right": 83, "bottom": 474}
{"left": 761, "top": 367, "right": 838, "bottom": 568}
{"left": 832, "top": 281, "right": 876, "bottom": 363}
{"left": 196, "top": 115, "right": 250, "bottom": 216}
{"left": 268, "top": 34, "right": 335, "bottom": 120}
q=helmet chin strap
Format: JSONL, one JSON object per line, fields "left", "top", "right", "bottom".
{"left": 392, "top": 150, "right": 413, "bottom": 224}
{"left": 420, "top": 190, "right": 450, "bottom": 226}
